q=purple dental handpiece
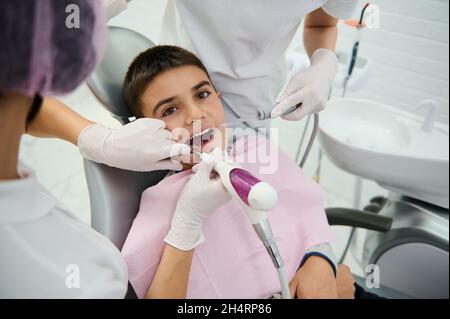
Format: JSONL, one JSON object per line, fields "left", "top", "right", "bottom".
{"left": 229, "top": 168, "right": 261, "bottom": 206}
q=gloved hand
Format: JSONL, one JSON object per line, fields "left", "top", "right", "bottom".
{"left": 164, "top": 152, "right": 232, "bottom": 251}
{"left": 78, "top": 118, "right": 190, "bottom": 172}
{"left": 271, "top": 49, "right": 339, "bottom": 121}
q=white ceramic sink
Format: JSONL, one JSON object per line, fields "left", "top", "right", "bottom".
{"left": 318, "top": 98, "right": 449, "bottom": 208}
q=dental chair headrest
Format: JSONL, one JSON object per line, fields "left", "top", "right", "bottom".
{"left": 84, "top": 27, "right": 162, "bottom": 251}
{"left": 87, "top": 26, "right": 155, "bottom": 124}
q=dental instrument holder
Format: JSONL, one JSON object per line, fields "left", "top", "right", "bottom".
{"left": 342, "top": 2, "right": 370, "bottom": 97}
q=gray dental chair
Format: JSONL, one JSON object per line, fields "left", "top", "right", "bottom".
{"left": 84, "top": 26, "right": 406, "bottom": 299}
{"left": 85, "top": 26, "right": 166, "bottom": 252}
{"left": 84, "top": 27, "right": 168, "bottom": 298}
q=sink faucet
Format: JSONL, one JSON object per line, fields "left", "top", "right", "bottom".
{"left": 415, "top": 99, "right": 439, "bottom": 133}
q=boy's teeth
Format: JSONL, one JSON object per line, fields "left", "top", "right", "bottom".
{"left": 189, "top": 128, "right": 214, "bottom": 148}
{"left": 193, "top": 129, "right": 211, "bottom": 139}
{"left": 192, "top": 129, "right": 211, "bottom": 140}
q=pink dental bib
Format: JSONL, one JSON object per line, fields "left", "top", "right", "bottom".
{"left": 121, "top": 134, "right": 335, "bottom": 298}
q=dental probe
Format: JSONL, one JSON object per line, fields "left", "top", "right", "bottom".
{"left": 256, "top": 103, "right": 320, "bottom": 168}
{"left": 218, "top": 103, "right": 304, "bottom": 129}
{"left": 256, "top": 102, "right": 304, "bottom": 121}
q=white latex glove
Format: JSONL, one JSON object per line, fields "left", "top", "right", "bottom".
{"left": 164, "top": 153, "right": 232, "bottom": 251}
{"left": 78, "top": 119, "right": 190, "bottom": 172}
{"left": 271, "top": 49, "right": 339, "bottom": 121}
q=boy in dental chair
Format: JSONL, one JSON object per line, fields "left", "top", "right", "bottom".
{"left": 120, "top": 46, "right": 355, "bottom": 299}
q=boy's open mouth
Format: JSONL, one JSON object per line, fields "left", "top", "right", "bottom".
{"left": 188, "top": 128, "right": 216, "bottom": 153}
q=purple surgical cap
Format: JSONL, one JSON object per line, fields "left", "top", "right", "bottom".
{"left": 0, "top": 0, "right": 107, "bottom": 97}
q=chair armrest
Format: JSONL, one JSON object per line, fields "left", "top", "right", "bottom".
{"left": 326, "top": 207, "right": 393, "bottom": 232}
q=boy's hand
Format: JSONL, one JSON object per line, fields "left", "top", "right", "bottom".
{"left": 289, "top": 256, "right": 338, "bottom": 299}
{"left": 336, "top": 264, "right": 356, "bottom": 299}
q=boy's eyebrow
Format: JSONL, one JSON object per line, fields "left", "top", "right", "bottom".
{"left": 153, "top": 81, "right": 212, "bottom": 115}
{"left": 191, "top": 81, "right": 211, "bottom": 91}
{"left": 153, "top": 96, "right": 176, "bottom": 116}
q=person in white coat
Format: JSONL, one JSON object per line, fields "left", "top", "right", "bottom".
{"left": 170, "top": 0, "right": 359, "bottom": 129}
{"left": 0, "top": 0, "right": 130, "bottom": 298}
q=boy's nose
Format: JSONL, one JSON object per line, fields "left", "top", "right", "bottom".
{"left": 185, "top": 104, "right": 207, "bottom": 126}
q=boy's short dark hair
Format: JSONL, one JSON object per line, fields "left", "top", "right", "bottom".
{"left": 123, "top": 45, "right": 212, "bottom": 118}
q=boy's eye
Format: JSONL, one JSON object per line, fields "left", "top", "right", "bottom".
{"left": 197, "top": 90, "right": 211, "bottom": 100}
{"left": 162, "top": 106, "right": 178, "bottom": 117}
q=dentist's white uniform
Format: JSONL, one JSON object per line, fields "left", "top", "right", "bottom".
{"left": 0, "top": 166, "right": 128, "bottom": 298}
{"left": 163, "top": 0, "right": 358, "bottom": 129}
{"left": 0, "top": 1, "right": 134, "bottom": 299}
